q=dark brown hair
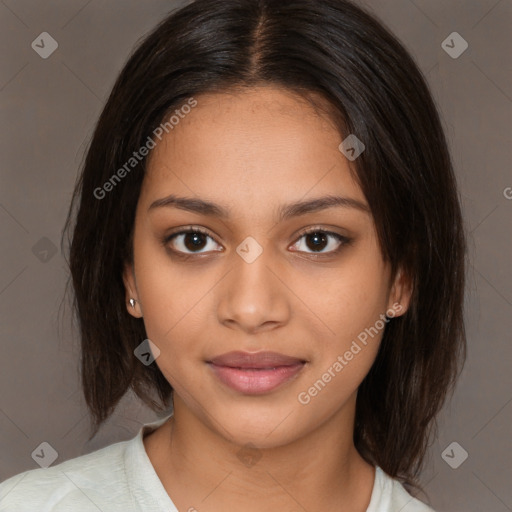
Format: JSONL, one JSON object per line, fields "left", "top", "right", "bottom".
{"left": 62, "top": 0, "right": 466, "bottom": 496}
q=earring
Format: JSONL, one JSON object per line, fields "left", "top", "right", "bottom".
{"left": 129, "top": 298, "right": 137, "bottom": 308}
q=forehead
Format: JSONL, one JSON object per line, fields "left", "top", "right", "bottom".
{"left": 141, "top": 86, "right": 366, "bottom": 216}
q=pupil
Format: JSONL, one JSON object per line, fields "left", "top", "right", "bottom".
{"left": 185, "top": 233, "right": 206, "bottom": 251}
{"left": 307, "top": 232, "right": 327, "bottom": 252}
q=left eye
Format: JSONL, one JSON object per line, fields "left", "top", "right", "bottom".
{"left": 290, "top": 230, "right": 349, "bottom": 254}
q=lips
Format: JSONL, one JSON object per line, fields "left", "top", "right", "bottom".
{"left": 206, "top": 351, "right": 306, "bottom": 394}
{"left": 208, "top": 351, "right": 305, "bottom": 369}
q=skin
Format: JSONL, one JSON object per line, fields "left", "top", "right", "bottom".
{"left": 123, "top": 85, "right": 412, "bottom": 512}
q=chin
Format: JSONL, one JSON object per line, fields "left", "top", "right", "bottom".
{"left": 208, "top": 402, "right": 306, "bottom": 449}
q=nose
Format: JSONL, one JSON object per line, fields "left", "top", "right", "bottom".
{"left": 216, "top": 245, "right": 291, "bottom": 334}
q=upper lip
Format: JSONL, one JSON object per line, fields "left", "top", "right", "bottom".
{"left": 208, "top": 351, "right": 305, "bottom": 369}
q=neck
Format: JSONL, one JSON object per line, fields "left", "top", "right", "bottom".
{"left": 144, "top": 393, "right": 375, "bottom": 512}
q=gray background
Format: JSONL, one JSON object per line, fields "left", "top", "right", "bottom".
{"left": 0, "top": 1, "right": 511, "bottom": 511}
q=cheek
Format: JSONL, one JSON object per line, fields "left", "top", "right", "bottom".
{"left": 135, "top": 265, "right": 207, "bottom": 392}
{"left": 133, "top": 243, "right": 215, "bottom": 362}
{"left": 303, "top": 256, "right": 390, "bottom": 351}
{"left": 138, "top": 272, "right": 203, "bottom": 346}
{"left": 295, "top": 264, "right": 390, "bottom": 402}
{"left": 296, "top": 275, "right": 388, "bottom": 411}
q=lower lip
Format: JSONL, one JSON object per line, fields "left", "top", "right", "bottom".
{"left": 207, "top": 362, "right": 305, "bottom": 394}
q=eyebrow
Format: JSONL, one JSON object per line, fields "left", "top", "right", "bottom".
{"left": 148, "top": 193, "right": 371, "bottom": 220}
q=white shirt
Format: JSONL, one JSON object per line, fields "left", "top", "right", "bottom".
{"left": 0, "top": 415, "right": 435, "bottom": 511}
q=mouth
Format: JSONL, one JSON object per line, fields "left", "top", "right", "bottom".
{"left": 206, "top": 351, "right": 307, "bottom": 395}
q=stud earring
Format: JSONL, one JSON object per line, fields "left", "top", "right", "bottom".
{"left": 129, "top": 298, "right": 137, "bottom": 308}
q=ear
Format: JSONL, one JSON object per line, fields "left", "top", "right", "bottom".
{"left": 386, "top": 266, "right": 413, "bottom": 318}
{"left": 123, "top": 263, "right": 143, "bottom": 318}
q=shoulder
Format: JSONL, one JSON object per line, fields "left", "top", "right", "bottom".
{"left": 388, "top": 481, "right": 435, "bottom": 512}
{"left": 369, "top": 467, "right": 436, "bottom": 512}
{"left": 0, "top": 438, "right": 134, "bottom": 512}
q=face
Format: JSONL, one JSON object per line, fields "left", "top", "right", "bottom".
{"left": 123, "top": 86, "right": 411, "bottom": 448}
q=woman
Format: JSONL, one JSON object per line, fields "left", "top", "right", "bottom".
{"left": 0, "top": 0, "right": 466, "bottom": 510}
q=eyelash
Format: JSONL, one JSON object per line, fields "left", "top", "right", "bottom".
{"left": 161, "top": 226, "right": 353, "bottom": 259}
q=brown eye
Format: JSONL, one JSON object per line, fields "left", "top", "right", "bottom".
{"left": 182, "top": 232, "right": 208, "bottom": 251}
{"left": 164, "top": 228, "right": 223, "bottom": 255}
{"left": 290, "top": 229, "right": 351, "bottom": 255}
{"left": 305, "top": 231, "right": 329, "bottom": 252}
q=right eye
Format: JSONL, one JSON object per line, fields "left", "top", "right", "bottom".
{"left": 163, "top": 227, "right": 224, "bottom": 255}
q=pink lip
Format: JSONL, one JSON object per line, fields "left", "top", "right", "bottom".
{"left": 207, "top": 351, "right": 306, "bottom": 395}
